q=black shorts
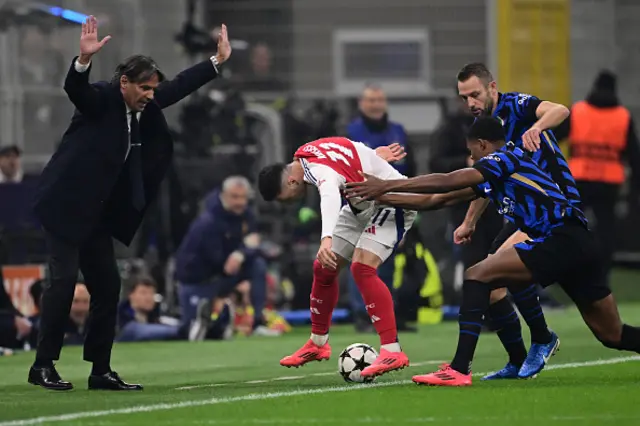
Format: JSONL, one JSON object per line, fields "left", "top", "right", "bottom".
{"left": 488, "top": 221, "right": 518, "bottom": 255}
{"left": 514, "top": 220, "right": 611, "bottom": 307}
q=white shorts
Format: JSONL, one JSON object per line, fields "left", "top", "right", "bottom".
{"left": 331, "top": 204, "right": 417, "bottom": 262}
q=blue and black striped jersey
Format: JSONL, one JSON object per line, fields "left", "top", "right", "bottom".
{"left": 492, "top": 92, "right": 582, "bottom": 208}
{"left": 473, "top": 146, "right": 587, "bottom": 238}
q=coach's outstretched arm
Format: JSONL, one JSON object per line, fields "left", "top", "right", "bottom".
{"left": 64, "top": 16, "right": 111, "bottom": 117}
{"left": 377, "top": 188, "right": 477, "bottom": 211}
{"left": 154, "top": 25, "right": 232, "bottom": 109}
{"left": 345, "top": 168, "right": 486, "bottom": 200}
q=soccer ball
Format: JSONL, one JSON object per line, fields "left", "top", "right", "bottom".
{"left": 338, "top": 343, "right": 378, "bottom": 383}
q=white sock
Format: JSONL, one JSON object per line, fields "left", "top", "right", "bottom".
{"left": 310, "top": 333, "right": 328, "bottom": 346}
{"left": 381, "top": 342, "right": 402, "bottom": 353}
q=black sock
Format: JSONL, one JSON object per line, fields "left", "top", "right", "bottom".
{"left": 91, "top": 363, "right": 111, "bottom": 376}
{"left": 510, "top": 284, "right": 552, "bottom": 344}
{"left": 450, "top": 280, "right": 492, "bottom": 374}
{"left": 487, "top": 297, "right": 527, "bottom": 367}
{"left": 33, "top": 358, "right": 53, "bottom": 368}
{"left": 619, "top": 324, "right": 640, "bottom": 353}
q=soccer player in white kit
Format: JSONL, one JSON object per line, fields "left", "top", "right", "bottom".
{"left": 258, "top": 137, "right": 417, "bottom": 378}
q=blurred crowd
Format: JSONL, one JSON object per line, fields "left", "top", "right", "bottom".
{"left": 2, "top": 23, "right": 640, "bottom": 355}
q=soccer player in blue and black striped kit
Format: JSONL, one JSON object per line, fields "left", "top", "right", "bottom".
{"left": 451, "top": 63, "right": 576, "bottom": 379}
{"left": 345, "top": 116, "right": 640, "bottom": 386}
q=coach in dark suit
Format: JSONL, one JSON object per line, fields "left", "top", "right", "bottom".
{"left": 28, "top": 16, "right": 232, "bottom": 391}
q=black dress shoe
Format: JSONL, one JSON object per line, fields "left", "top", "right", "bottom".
{"left": 88, "top": 371, "right": 143, "bottom": 391}
{"left": 28, "top": 365, "right": 73, "bottom": 391}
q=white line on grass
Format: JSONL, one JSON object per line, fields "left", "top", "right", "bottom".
{"left": 176, "top": 360, "right": 447, "bottom": 390}
{"left": 2, "top": 356, "right": 639, "bottom": 426}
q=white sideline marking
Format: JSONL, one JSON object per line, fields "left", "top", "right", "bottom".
{"left": 2, "top": 356, "right": 639, "bottom": 426}
{"left": 176, "top": 360, "right": 447, "bottom": 390}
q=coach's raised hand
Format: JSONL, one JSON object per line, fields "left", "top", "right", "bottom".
{"left": 214, "top": 24, "right": 232, "bottom": 65}
{"left": 78, "top": 16, "right": 111, "bottom": 65}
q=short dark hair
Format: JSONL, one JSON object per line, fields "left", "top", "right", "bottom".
{"left": 457, "top": 62, "right": 494, "bottom": 84}
{"left": 111, "top": 55, "right": 166, "bottom": 85}
{"left": 258, "top": 163, "right": 287, "bottom": 201}
{"left": 130, "top": 276, "right": 157, "bottom": 294}
{"left": 0, "top": 145, "right": 21, "bottom": 157}
{"left": 467, "top": 117, "right": 505, "bottom": 143}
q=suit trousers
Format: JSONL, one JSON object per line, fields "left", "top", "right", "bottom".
{"left": 36, "top": 228, "right": 121, "bottom": 366}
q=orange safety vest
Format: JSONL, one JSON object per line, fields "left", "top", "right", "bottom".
{"left": 568, "top": 100, "right": 630, "bottom": 184}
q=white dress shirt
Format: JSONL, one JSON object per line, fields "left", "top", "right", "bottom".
{"left": 124, "top": 109, "right": 140, "bottom": 161}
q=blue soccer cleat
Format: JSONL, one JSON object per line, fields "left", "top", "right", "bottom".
{"left": 518, "top": 332, "right": 560, "bottom": 379}
{"left": 481, "top": 362, "right": 520, "bottom": 380}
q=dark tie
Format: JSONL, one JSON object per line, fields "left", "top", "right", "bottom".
{"left": 128, "top": 112, "right": 145, "bottom": 211}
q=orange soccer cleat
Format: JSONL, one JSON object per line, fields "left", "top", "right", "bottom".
{"left": 279, "top": 340, "right": 331, "bottom": 368}
{"left": 360, "top": 349, "right": 410, "bottom": 378}
{"left": 412, "top": 363, "right": 472, "bottom": 387}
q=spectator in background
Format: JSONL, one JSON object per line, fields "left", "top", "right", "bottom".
{"left": 242, "top": 42, "right": 285, "bottom": 91}
{"left": 0, "top": 146, "right": 24, "bottom": 183}
{"left": 64, "top": 283, "right": 90, "bottom": 345}
{"left": 345, "top": 83, "right": 416, "bottom": 332}
{"left": 0, "top": 270, "right": 36, "bottom": 351}
{"left": 175, "top": 176, "right": 280, "bottom": 338}
{"left": 556, "top": 70, "right": 640, "bottom": 287}
{"left": 21, "top": 279, "right": 90, "bottom": 347}
{"left": 117, "top": 277, "right": 184, "bottom": 342}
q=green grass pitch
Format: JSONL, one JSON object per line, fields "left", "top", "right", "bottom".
{"left": 1, "top": 301, "right": 640, "bottom": 426}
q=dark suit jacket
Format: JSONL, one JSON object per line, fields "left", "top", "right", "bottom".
{"left": 34, "top": 57, "right": 219, "bottom": 246}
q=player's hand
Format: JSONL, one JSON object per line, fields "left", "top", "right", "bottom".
{"left": 375, "top": 143, "right": 407, "bottom": 163}
{"left": 344, "top": 172, "right": 390, "bottom": 200}
{"left": 453, "top": 223, "right": 475, "bottom": 245}
{"left": 214, "top": 24, "right": 232, "bottom": 64}
{"left": 522, "top": 125, "right": 542, "bottom": 152}
{"left": 317, "top": 237, "right": 338, "bottom": 270}
{"left": 224, "top": 251, "right": 244, "bottom": 275}
{"left": 78, "top": 16, "right": 111, "bottom": 64}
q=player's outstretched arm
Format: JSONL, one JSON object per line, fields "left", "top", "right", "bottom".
{"left": 377, "top": 188, "right": 477, "bottom": 210}
{"left": 345, "top": 168, "right": 485, "bottom": 200}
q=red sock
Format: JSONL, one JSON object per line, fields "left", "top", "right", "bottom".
{"left": 351, "top": 262, "right": 398, "bottom": 345}
{"left": 310, "top": 260, "right": 340, "bottom": 336}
